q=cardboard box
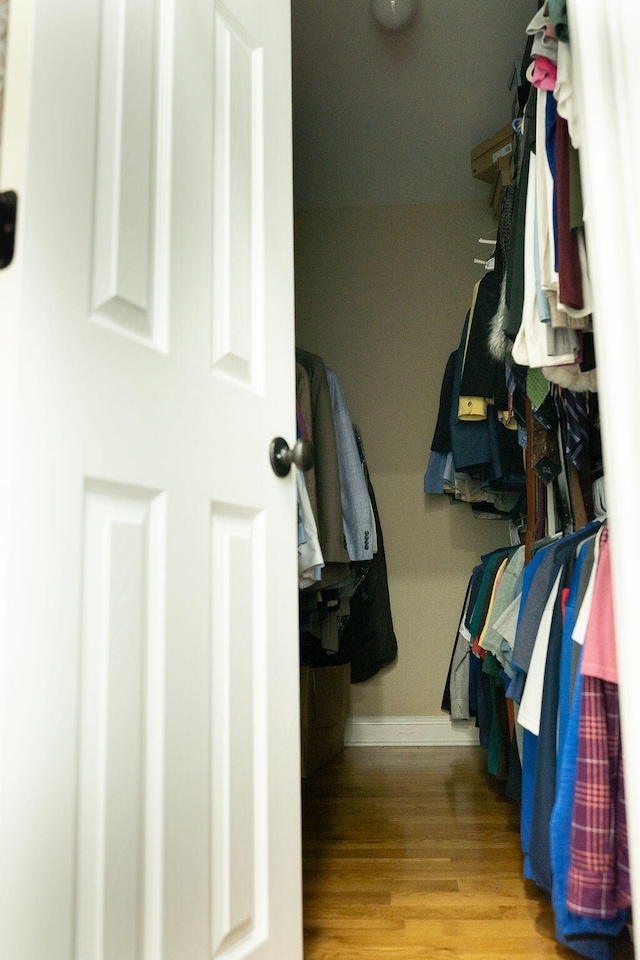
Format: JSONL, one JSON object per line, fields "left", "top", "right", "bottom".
{"left": 470, "top": 123, "right": 514, "bottom": 183}
{"left": 300, "top": 660, "right": 351, "bottom": 778}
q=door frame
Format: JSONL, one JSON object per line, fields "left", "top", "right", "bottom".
{"left": 2, "top": 0, "right": 638, "bottom": 946}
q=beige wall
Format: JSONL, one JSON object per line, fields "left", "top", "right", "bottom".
{"left": 294, "top": 201, "right": 512, "bottom": 718}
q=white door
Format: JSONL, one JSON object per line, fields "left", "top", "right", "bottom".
{"left": 0, "top": 1, "right": 302, "bottom": 958}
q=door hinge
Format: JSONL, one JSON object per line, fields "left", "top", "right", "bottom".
{"left": 0, "top": 191, "right": 18, "bottom": 270}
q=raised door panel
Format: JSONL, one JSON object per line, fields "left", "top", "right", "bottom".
{"left": 213, "top": 4, "right": 264, "bottom": 390}
{"left": 0, "top": 0, "right": 8, "bottom": 172}
{"left": 76, "top": 482, "right": 166, "bottom": 960}
{"left": 91, "top": 0, "right": 173, "bottom": 351}
{"left": 210, "top": 504, "right": 268, "bottom": 959}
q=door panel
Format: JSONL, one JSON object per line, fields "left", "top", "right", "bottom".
{"left": 210, "top": 504, "right": 266, "bottom": 957}
{"left": 91, "top": 0, "right": 173, "bottom": 349}
{"left": 213, "top": 4, "right": 264, "bottom": 387}
{"left": 76, "top": 482, "right": 166, "bottom": 960}
{"left": 0, "top": 0, "right": 301, "bottom": 957}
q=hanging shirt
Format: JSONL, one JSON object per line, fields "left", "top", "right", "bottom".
{"left": 448, "top": 580, "right": 475, "bottom": 721}
{"left": 325, "top": 367, "right": 376, "bottom": 561}
{"left": 518, "top": 568, "right": 563, "bottom": 736}
{"left": 477, "top": 557, "right": 509, "bottom": 649}
{"left": 532, "top": 55, "right": 558, "bottom": 91}
{"left": 297, "top": 471, "right": 324, "bottom": 589}
{"left": 555, "top": 36, "right": 581, "bottom": 149}
{"left": 492, "top": 591, "right": 524, "bottom": 678}
{"left": 296, "top": 349, "right": 351, "bottom": 567}
{"left": 547, "top": 0, "right": 570, "bottom": 42}
{"left": 567, "top": 677, "right": 631, "bottom": 920}
{"left": 480, "top": 546, "right": 526, "bottom": 664}
{"left": 580, "top": 525, "right": 617, "bottom": 683}
{"left": 527, "top": 529, "right": 602, "bottom": 897}
{"left": 512, "top": 150, "right": 580, "bottom": 368}
{"left": 296, "top": 363, "right": 318, "bottom": 527}
{"left": 550, "top": 661, "right": 624, "bottom": 959}
{"left": 572, "top": 524, "right": 604, "bottom": 646}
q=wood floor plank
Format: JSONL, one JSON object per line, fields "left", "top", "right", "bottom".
{"left": 302, "top": 746, "right": 634, "bottom": 959}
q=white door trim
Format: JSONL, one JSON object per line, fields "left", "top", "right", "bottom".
{"left": 568, "top": 0, "right": 640, "bottom": 925}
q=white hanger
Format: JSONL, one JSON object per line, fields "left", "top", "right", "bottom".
{"left": 473, "top": 255, "right": 495, "bottom": 270}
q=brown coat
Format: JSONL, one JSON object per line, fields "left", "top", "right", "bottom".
{"left": 296, "top": 349, "right": 350, "bottom": 567}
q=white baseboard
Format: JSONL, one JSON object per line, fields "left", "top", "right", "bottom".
{"left": 344, "top": 716, "right": 479, "bottom": 747}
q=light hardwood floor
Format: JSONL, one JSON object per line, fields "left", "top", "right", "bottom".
{"left": 302, "top": 746, "right": 634, "bottom": 960}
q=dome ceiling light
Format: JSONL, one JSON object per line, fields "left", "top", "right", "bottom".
{"left": 371, "top": 0, "right": 418, "bottom": 31}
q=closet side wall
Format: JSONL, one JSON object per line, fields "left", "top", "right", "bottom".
{"left": 295, "top": 201, "right": 510, "bottom": 718}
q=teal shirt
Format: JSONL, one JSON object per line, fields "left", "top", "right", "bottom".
{"left": 547, "top": 0, "right": 570, "bottom": 42}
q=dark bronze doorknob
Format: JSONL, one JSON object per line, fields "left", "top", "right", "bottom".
{"left": 269, "top": 437, "right": 315, "bottom": 477}
{"left": 0, "top": 191, "right": 18, "bottom": 270}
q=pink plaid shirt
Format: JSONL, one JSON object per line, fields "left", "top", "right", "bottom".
{"left": 566, "top": 676, "right": 631, "bottom": 918}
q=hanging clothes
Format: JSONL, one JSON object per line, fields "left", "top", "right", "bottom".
{"left": 338, "top": 428, "right": 398, "bottom": 683}
{"left": 296, "top": 349, "right": 397, "bottom": 682}
{"left": 435, "top": 4, "right": 632, "bottom": 953}
{"left": 296, "top": 348, "right": 351, "bottom": 572}
{"left": 297, "top": 470, "right": 324, "bottom": 589}
{"left": 325, "top": 367, "right": 376, "bottom": 562}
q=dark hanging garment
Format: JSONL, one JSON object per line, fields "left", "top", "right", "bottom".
{"left": 528, "top": 593, "right": 566, "bottom": 895}
{"left": 450, "top": 313, "right": 492, "bottom": 472}
{"left": 489, "top": 410, "right": 527, "bottom": 485}
{"left": 505, "top": 730, "right": 522, "bottom": 802}
{"left": 441, "top": 574, "right": 474, "bottom": 715}
{"left": 484, "top": 657, "right": 511, "bottom": 781}
{"left": 460, "top": 257, "right": 503, "bottom": 400}
{"left": 476, "top": 667, "right": 493, "bottom": 751}
{"left": 465, "top": 561, "right": 489, "bottom": 635}
{"left": 339, "top": 437, "right": 398, "bottom": 683}
{"left": 504, "top": 87, "right": 537, "bottom": 338}
{"left": 460, "top": 274, "right": 501, "bottom": 398}
{"left": 555, "top": 114, "right": 584, "bottom": 311}
{"left": 431, "top": 350, "right": 458, "bottom": 453}
{"left": 517, "top": 33, "right": 535, "bottom": 113}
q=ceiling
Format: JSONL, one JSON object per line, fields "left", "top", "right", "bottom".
{"left": 291, "top": 0, "right": 537, "bottom": 211}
